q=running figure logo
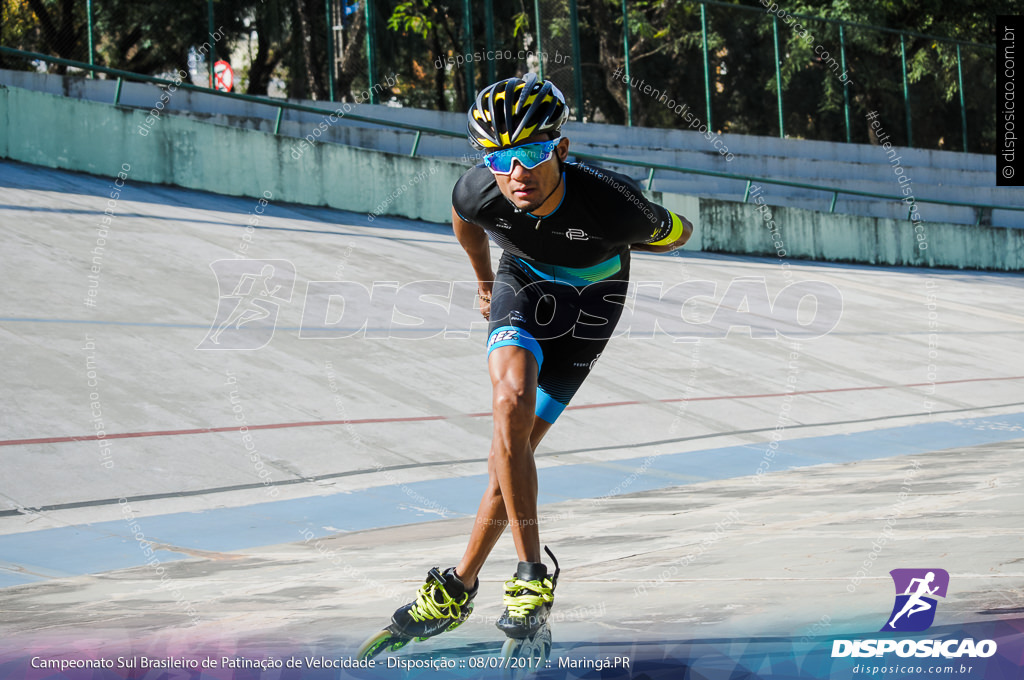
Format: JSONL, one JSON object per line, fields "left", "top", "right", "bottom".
{"left": 197, "top": 259, "right": 295, "bottom": 350}
{"left": 881, "top": 568, "right": 950, "bottom": 632}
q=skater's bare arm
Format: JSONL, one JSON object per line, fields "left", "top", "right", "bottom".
{"left": 453, "top": 208, "right": 495, "bottom": 315}
{"left": 453, "top": 209, "right": 493, "bottom": 280}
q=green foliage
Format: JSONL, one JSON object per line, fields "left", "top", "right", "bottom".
{"left": 1, "top": 0, "right": 48, "bottom": 63}
{"left": 380, "top": 0, "right": 547, "bottom": 112}
{"left": 1, "top": 0, "right": 1009, "bottom": 152}
{"left": 512, "top": 12, "right": 530, "bottom": 38}
{"left": 577, "top": 0, "right": 1003, "bottom": 151}
{"left": 388, "top": 1, "right": 433, "bottom": 40}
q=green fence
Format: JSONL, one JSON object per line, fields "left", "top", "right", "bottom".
{"left": 0, "top": 0, "right": 998, "bottom": 153}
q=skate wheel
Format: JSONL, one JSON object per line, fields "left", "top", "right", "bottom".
{"left": 500, "top": 624, "right": 552, "bottom": 679}
{"left": 520, "top": 624, "right": 552, "bottom": 665}
{"left": 500, "top": 636, "right": 521, "bottom": 658}
{"left": 356, "top": 629, "right": 409, "bottom": 660}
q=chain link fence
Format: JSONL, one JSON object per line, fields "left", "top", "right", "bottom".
{"left": 0, "top": 0, "right": 999, "bottom": 153}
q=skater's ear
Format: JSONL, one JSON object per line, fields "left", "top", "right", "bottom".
{"left": 552, "top": 135, "right": 569, "bottom": 173}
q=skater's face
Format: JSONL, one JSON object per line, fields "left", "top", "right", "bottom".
{"left": 490, "top": 133, "right": 568, "bottom": 215}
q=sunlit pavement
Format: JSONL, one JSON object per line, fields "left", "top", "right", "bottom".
{"left": 1, "top": 159, "right": 1022, "bottom": 676}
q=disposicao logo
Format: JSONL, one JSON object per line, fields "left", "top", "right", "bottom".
{"left": 882, "top": 568, "right": 949, "bottom": 632}
{"left": 197, "top": 260, "right": 295, "bottom": 350}
{"left": 831, "top": 569, "right": 997, "bottom": 659}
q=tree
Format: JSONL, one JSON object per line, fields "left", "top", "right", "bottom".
{"left": 387, "top": 1, "right": 465, "bottom": 111}
{"left": 16, "top": 0, "right": 84, "bottom": 72}
{"left": 575, "top": 0, "right": 1008, "bottom": 152}
{"left": 2, "top": 0, "right": 1011, "bottom": 152}
{"left": 291, "top": 0, "right": 328, "bottom": 99}
{"left": 383, "top": 0, "right": 539, "bottom": 112}
{"left": 244, "top": 0, "right": 289, "bottom": 95}
{"left": 333, "top": 1, "right": 367, "bottom": 102}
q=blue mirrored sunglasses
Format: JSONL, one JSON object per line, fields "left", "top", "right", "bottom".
{"left": 482, "top": 137, "right": 562, "bottom": 174}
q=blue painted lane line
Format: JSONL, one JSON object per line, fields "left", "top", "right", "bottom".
{"left": 1, "top": 412, "right": 1021, "bottom": 588}
{"left": 0, "top": 525, "right": 190, "bottom": 587}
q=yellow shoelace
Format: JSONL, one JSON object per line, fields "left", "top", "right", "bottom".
{"left": 502, "top": 577, "right": 554, "bottom": 619}
{"left": 408, "top": 581, "right": 468, "bottom": 623}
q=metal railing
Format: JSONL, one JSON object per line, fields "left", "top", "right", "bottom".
{"left": 1, "top": 47, "right": 1020, "bottom": 227}
{"left": 0, "top": 47, "right": 452, "bottom": 157}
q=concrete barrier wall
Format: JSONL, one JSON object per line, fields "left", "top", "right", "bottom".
{"left": 2, "top": 85, "right": 1021, "bottom": 271}
{"left": 690, "top": 199, "right": 1023, "bottom": 270}
{"left": 0, "top": 85, "right": 463, "bottom": 224}
{"left": 6, "top": 69, "right": 1022, "bottom": 229}
{"left": 1, "top": 68, "right": 990, "bottom": 172}
{"left": 0, "top": 85, "right": 7, "bottom": 160}
{"left": 647, "top": 189, "right": 1021, "bottom": 270}
{"left": 644, "top": 193, "right": 1021, "bottom": 271}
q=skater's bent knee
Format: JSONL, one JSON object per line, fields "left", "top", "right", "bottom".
{"left": 492, "top": 381, "right": 535, "bottom": 424}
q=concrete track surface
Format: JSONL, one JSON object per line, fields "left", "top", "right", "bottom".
{"left": 0, "top": 159, "right": 1022, "bottom": 679}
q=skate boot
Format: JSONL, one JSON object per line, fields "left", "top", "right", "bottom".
{"left": 357, "top": 566, "right": 477, "bottom": 660}
{"left": 496, "top": 547, "right": 559, "bottom": 638}
{"left": 497, "top": 547, "right": 559, "bottom": 672}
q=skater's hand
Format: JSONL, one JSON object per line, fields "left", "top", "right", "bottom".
{"left": 477, "top": 283, "right": 492, "bottom": 320}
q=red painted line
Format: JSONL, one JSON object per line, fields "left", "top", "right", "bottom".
{"left": 1, "top": 413, "right": 484, "bottom": 447}
{"left": 2, "top": 375, "right": 1021, "bottom": 448}
{"left": 567, "top": 376, "right": 1021, "bottom": 410}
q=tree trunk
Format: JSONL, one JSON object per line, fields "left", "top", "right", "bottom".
{"left": 432, "top": 25, "right": 447, "bottom": 111}
{"left": 335, "top": 2, "right": 365, "bottom": 102}
{"left": 589, "top": 0, "right": 629, "bottom": 124}
{"left": 25, "top": 0, "right": 81, "bottom": 74}
{"left": 246, "top": 25, "right": 280, "bottom": 95}
{"left": 294, "top": 0, "right": 326, "bottom": 100}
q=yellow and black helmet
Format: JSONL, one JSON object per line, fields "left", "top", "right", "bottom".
{"left": 467, "top": 73, "right": 569, "bottom": 150}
